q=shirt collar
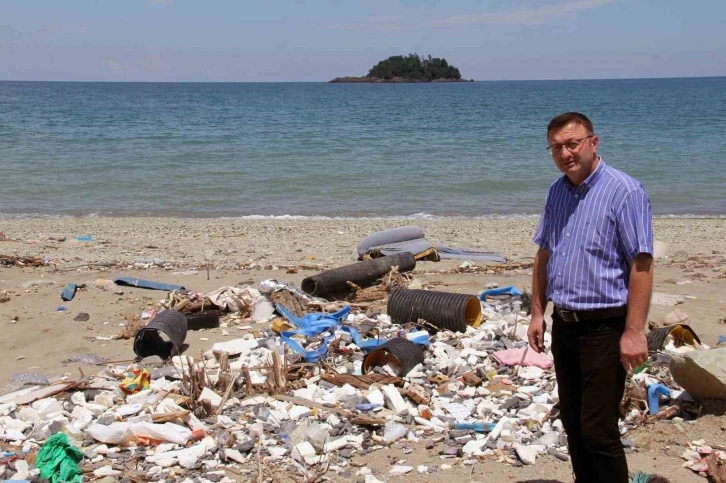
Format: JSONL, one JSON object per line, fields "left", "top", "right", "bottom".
{"left": 565, "top": 156, "right": 606, "bottom": 192}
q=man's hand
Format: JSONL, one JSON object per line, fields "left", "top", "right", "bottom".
{"left": 620, "top": 328, "right": 647, "bottom": 371}
{"left": 528, "top": 317, "right": 547, "bottom": 353}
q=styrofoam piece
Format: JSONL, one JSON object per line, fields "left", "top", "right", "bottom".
{"left": 198, "top": 388, "right": 223, "bottom": 408}
{"left": 323, "top": 437, "right": 349, "bottom": 453}
{"left": 211, "top": 338, "right": 259, "bottom": 356}
{"left": 381, "top": 384, "right": 408, "bottom": 415}
{"left": 292, "top": 441, "right": 316, "bottom": 462}
{"left": 366, "top": 388, "right": 385, "bottom": 406}
{"left": 389, "top": 465, "right": 413, "bottom": 475}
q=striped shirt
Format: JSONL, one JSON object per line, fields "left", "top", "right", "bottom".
{"left": 533, "top": 159, "right": 653, "bottom": 310}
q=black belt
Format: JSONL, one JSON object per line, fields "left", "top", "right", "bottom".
{"left": 554, "top": 305, "right": 626, "bottom": 323}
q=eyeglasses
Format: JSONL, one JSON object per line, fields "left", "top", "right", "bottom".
{"left": 547, "top": 135, "right": 594, "bottom": 155}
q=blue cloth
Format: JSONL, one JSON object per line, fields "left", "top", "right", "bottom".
{"left": 533, "top": 159, "right": 653, "bottom": 310}
{"left": 647, "top": 383, "right": 671, "bottom": 415}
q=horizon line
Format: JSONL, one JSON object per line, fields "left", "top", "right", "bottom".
{"left": 1, "top": 75, "right": 725, "bottom": 84}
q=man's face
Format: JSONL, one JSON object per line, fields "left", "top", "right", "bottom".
{"left": 547, "top": 122, "right": 599, "bottom": 184}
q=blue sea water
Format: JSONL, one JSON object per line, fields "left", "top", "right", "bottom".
{"left": 1, "top": 78, "right": 725, "bottom": 218}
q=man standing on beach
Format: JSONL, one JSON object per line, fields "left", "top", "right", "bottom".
{"left": 527, "top": 112, "right": 653, "bottom": 482}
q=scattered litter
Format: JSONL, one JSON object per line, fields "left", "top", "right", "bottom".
{"left": 388, "top": 289, "right": 481, "bottom": 331}
{"left": 10, "top": 372, "right": 49, "bottom": 385}
{"left": 363, "top": 338, "right": 425, "bottom": 377}
{"left": 36, "top": 433, "right": 84, "bottom": 483}
{"left": 114, "top": 277, "right": 184, "bottom": 292}
{"left": 0, "top": 248, "right": 717, "bottom": 482}
{"left": 120, "top": 368, "right": 151, "bottom": 394}
{"left": 60, "top": 283, "right": 78, "bottom": 301}
{"left": 302, "top": 252, "right": 416, "bottom": 297}
{"left": 647, "top": 324, "right": 701, "bottom": 352}
{"left": 357, "top": 225, "right": 504, "bottom": 263}
{"left": 67, "top": 353, "right": 107, "bottom": 365}
{"left": 133, "top": 310, "right": 188, "bottom": 359}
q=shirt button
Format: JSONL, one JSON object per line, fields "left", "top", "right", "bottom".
{"left": 558, "top": 272, "right": 562, "bottom": 276}
{"left": 575, "top": 194, "right": 579, "bottom": 199}
{"left": 561, "top": 252, "right": 565, "bottom": 256}
{"left": 566, "top": 233, "right": 570, "bottom": 237}
{"left": 555, "top": 291, "right": 560, "bottom": 295}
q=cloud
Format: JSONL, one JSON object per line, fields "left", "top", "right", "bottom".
{"left": 311, "top": 15, "right": 405, "bottom": 32}
{"left": 428, "top": 0, "right": 618, "bottom": 27}
{"left": 56, "top": 27, "right": 88, "bottom": 36}
{"left": 139, "top": 53, "right": 170, "bottom": 72}
{"left": 104, "top": 59, "right": 134, "bottom": 73}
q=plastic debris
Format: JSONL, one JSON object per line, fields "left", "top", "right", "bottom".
{"left": 0, "top": 268, "right": 711, "bottom": 482}
{"left": 36, "top": 433, "right": 84, "bottom": 483}
{"left": 119, "top": 368, "right": 151, "bottom": 394}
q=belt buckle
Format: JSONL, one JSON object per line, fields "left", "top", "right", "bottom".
{"left": 559, "top": 308, "right": 579, "bottom": 323}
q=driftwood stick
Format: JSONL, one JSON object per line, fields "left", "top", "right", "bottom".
{"left": 215, "top": 369, "right": 240, "bottom": 416}
{"left": 242, "top": 365, "right": 254, "bottom": 395}
{"left": 272, "top": 351, "right": 286, "bottom": 391}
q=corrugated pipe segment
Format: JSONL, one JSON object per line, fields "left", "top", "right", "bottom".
{"left": 387, "top": 289, "right": 481, "bottom": 333}
{"left": 301, "top": 252, "right": 416, "bottom": 297}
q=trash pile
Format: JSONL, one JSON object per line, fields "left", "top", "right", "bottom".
{"left": 1, "top": 244, "right": 725, "bottom": 481}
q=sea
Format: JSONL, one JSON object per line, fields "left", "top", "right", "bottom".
{"left": 1, "top": 77, "right": 725, "bottom": 219}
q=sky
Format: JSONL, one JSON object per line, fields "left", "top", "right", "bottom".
{"left": 1, "top": 0, "right": 725, "bottom": 82}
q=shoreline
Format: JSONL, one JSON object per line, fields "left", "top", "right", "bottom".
{"left": 1, "top": 216, "right": 724, "bottom": 267}
{"left": 2, "top": 213, "right": 726, "bottom": 220}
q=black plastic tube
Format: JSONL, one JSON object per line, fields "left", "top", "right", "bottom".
{"left": 362, "top": 338, "right": 425, "bottom": 377}
{"left": 133, "top": 310, "right": 188, "bottom": 359}
{"left": 387, "top": 289, "right": 481, "bottom": 333}
{"left": 185, "top": 310, "right": 220, "bottom": 330}
{"left": 301, "top": 252, "right": 416, "bottom": 297}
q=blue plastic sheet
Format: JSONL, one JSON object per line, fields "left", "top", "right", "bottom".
{"left": 340, "top": 326, "right": 389, "bottom": 352}
{"left": 478, "top": 286, "right": 522, "bottom": 301}
{"left": 276, "top": 304, "right": 350, "bottom": 331}
{"left": 114, "top": 277, "right": 184, "bottom": 291}
{"left": 276, "top": 304, "right": 430, "bottom": 362}
{"left": 60, "top": 283, "right": 77, "bottom": 301}
{"left": 355, "top": 403, "right": 381, "bottom": 412}
{"left": 277, "top": 304, "right": 350, "bottom": 362}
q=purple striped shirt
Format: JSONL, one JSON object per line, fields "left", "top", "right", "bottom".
{"left": 533, "top": 159, "right": 653, "bottom": 310}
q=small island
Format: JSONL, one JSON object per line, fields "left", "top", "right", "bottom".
{"left": 330, "top": 53, "right": 473, "bottom": 83}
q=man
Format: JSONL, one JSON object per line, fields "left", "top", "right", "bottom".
{"left": 527, "top": 112, "right": 653, "bottom": 483}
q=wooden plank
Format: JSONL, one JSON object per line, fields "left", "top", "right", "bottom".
{"left": 321, "top": 373, "right": 403, "bottom": 389}
{"left": 271, "top": 394, "right": 351, "bottom": 417}
{"left": 8, "top": 382, "right": 76, "bottom": 406}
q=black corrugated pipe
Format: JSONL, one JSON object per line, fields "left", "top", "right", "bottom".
{"left": 133, "top": 310, "right": 188, "bottom": 359}
{"left": 301, "top": 252, "right": 416, "bottom": 297}
{"left": 185, "top": 310, "right": 220, "bottom": 330}
{"left": 362, "top": 338, "right": 426, "bottom": 377}
{"left": 387, "top": 289, "right": 481, "bottom": 333}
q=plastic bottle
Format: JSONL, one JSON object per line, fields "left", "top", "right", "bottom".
{"left": 454, "top": 422, "right": 496, "bottom": 433}
{"left": 382, "top": 423, "right": 407, "bottom": 444}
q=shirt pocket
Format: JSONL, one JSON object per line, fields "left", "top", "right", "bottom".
{"left": 582, "top": 215, "right": 616, "bottom": 257}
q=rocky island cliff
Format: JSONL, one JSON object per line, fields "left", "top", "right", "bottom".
{"left": 330, "top": 54, "right": 473, "bottom": 83}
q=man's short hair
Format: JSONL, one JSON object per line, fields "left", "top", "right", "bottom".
{"left": 547, "top": 112, "right": 594, "bottom": 137}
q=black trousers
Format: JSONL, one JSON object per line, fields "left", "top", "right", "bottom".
{"left": 551, "top": 312, "right": 629, "bottom": 483}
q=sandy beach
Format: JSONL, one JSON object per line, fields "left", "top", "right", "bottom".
{"left": 1, "top": 216, "right": 725, "bottom": 482}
